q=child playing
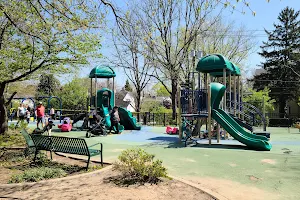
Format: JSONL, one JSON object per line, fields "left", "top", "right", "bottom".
{"left": 26, "top": 109, "right": 31, "bottom": 123}
{"left": 109, "top": 106, "right": 120, "bottom": 134}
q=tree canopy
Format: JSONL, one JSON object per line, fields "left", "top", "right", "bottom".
{"left": 251, "top": 7, "right": 300, "bottom": 116}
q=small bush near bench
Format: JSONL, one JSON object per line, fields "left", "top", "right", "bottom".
{"left": 113, "top": 148, "right": 167, "bottom": 185}
{"left": 9, "top": 167, "right": 67, "bottom": 183}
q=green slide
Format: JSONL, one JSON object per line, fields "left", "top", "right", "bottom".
{"left": 118, "top": 107, "right": 141, "bottom": 130}
{"left": 210, "top": 83, "right": 272, "bottom": 151}
{"left": 102, "top": 106, "right": 112, "bottom": 127}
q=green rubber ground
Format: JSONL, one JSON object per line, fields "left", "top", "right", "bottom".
{"left": 25, "top": 123, "right": 300, "bottom": 199}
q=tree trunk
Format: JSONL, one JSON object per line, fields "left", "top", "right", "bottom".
{"left": 0, "top": 83, "right": 8, "bottom": 134}
{"left": 136, "top": 90, "right": 141, "bottom": 122}
{"left": 171, "top": 79, "right": 177, "bottom": 120}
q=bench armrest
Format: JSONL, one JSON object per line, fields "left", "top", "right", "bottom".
{"left": 88, "top": 142, "right": 103, "bottom": 151}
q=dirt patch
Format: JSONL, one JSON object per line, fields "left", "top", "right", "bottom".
{"left": 247, "top": 175, "right": 262, "bottom": 182}
{"left": 183, "top": 158, "right": 196, "bottom": 163}
{"left": 261, "top": 159, "right": 276, "bottom": 165}
{"left": 0, "top": 168, "right": 215, "bottom": 200}
{"left": 185, "top": 177, "right": 278, "bottom": 200}
{"left": 228, "top": 163, "right": 237, "bottom": 167}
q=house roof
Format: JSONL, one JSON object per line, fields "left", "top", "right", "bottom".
{"left": 115, "top": 89, "right": 132, "bottom": 108}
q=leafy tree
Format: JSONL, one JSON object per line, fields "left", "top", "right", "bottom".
{"left": 124, "top": 80, "right": 133, "bottom": 92}
{"left": 251, "top": 7, "right": 300, "bottom": 117}
{"left": 112, "top": 11, "right": 152, "bottom": 122}
{"left": 0, "top": 0, "right": 108, "bottom": 133}
{"left": 243, "top": 88, "right": 276, "bottom": 113}
{"left": 36, "top": 74, "right": 61, "bottom": 97}
{"left": 135, "top": 0, "right": 257, "bottom": 120}
{"left": 6, "top": 81, "right": 37, "bottom": 98}
{"left": 152, "top": 83, "right": 169, "bottom": 97}
{"left": 141, "top": 100, "right": 171, "bottom": 113}
{"left": 58, "top": 78, "right": 89, "bottom": 110}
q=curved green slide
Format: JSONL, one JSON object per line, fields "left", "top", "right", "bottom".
{"left": 210, "top": 82, "right": 272, "bottom": 151}
{"left": 118, "top": 107, "right": 141, "bottom": 130}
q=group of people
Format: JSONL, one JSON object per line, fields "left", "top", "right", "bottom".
{"left": 16, "top": 102, "right": 120, "bottom": 134}
{"left": 16, "top": 102, "right": 55, "bottom": 129}
{"left": 16, "top": 103, "right": 32, "bottom": 125}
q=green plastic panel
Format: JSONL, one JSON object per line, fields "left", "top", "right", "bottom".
{"left": 196, "top": 54, "right": 234, "bottom": 73}
{"left": 210, "top": 82, "right": 272, "bottom": 151}
{"left": 89, "top": 66, "right": 116, "bottom": 78}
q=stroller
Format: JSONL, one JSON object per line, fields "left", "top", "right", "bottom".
{"left": 86, "top": 115, "right": 107, "bottom": 138}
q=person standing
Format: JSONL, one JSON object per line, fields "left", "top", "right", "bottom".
{"left": 50, "top": 107, "right": 55, "bottom": 120}
{"left": 35, "top": 102, "right": 45, "bottom": 129}
{"left": 26, "top": 105, "right": 31, "bottom": 123}
{"left": 16, "top": 103, "right": 26, "bottom": 126}
{"left": 109, "top": 106, "right": 120, "bottom": 134}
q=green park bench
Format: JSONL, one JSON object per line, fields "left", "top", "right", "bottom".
{"left": 20, "top": 129, "right": 103, "bottom": 170}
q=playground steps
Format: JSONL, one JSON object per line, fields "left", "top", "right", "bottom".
{"left": 229, "top": 114, "right": 253, "bottom": 132}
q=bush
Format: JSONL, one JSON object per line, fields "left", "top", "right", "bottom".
{"left": 113, "top": 148, "right": 167, "bottom": 184}
{"left": 9, "top": 167, "right": 67, "bottom": 183}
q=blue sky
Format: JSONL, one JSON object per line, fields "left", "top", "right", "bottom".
{"left": 77, "top": 0, "right": 300, "bottom": 87}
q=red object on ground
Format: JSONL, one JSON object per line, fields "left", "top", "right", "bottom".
{"left": 166, "top": 126, "right": 179, "bottom": 134}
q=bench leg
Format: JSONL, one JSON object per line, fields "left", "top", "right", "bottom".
{"left": 100, "top": 152, "right": 103, "bottom": 167}
{"left": 86, "top": 156, "right": 90, "bottom": 171}
{"left": 33, "top": 150, "right": 39, "bottom": 162}
{"left": 100, "top": 144, "right": 103, "bottom": 167}
{"left": 50, "top": 151, "right": 53, "bottom": 160}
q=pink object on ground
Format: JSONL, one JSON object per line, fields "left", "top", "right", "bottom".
{"left": 59, "top": 117, "right": 72, "bottom": 132}
{"left": 166, "top": 126, "right": 179, "bottom": 134}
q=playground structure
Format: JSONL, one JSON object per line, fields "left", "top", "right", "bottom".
{"left": 88, "top": 66, "right": 141, "bottom": 132}
{"left": 179, "top": 54, "right": 271, "bottom": 151}
{"left": 9, "top": 96, "right": 62, "bottom": 122}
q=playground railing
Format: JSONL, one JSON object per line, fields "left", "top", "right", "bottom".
{"left": 180, "top": 89, "right": 208, "bottom": 114}
{"left": 227, "top": 100, "right": 267, "bottom": 131}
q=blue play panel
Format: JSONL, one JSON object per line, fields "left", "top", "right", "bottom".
{"left": 115, "top": 126, "right": 178, "bottom": 144}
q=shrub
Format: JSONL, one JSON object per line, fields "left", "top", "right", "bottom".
{"left": 0, "top": 129, "right": 26, "bottom": 147}
{"left": 9, "top": 167, "right": 67, "bottom": 183}
{"left": 113, "top": 148, "right": 167, "bottom": 184}
{"left": 8, "top": 123, "right": 16, "bottom": 130}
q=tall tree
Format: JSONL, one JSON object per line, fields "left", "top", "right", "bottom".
{"left": 58, "top": 78, "right": 89, "bottom": 110}
{"left": 135, "top": 0, "right": 225, "bottom": 119}
{"left": 36, "top": 74, "right": 61, "bottom": 97}
{"left": 251, "top": 7, "right": 300, "bottom": 117}
{"left": 0, "top": 0, "right": 116, "bottom": 133}
{"left": 124, "top": 80, "right": 133, "bottom": 92}
{"left": 111, "top": 10, "right": 152, "bottom": 120}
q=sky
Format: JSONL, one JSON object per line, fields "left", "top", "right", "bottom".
{"left": 75, "top": 0, "right": 300, "bottom": 88}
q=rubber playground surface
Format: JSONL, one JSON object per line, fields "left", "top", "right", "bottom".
{"left": 20, "top": 121, "right": 300, "bottom": 200}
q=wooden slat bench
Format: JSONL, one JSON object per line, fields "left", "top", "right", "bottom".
{"left": 20, "top": 129, "right": 103, "bottom": 170}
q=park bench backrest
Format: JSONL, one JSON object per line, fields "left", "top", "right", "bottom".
{"left": 20, "top": 129, "right": 35, "bottom": 148}
{"left": 31, "top": 134, "right": 90, "bottom": 156}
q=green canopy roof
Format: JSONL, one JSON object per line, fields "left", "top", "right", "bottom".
{"left": 196, "top": 54, "right": 234, "bottom": 73}
{"left": 89, "top": 65, "right": 116, "bottom": 78}
{"left": 210, "top": 62, "right": 241, "bottom": 77}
